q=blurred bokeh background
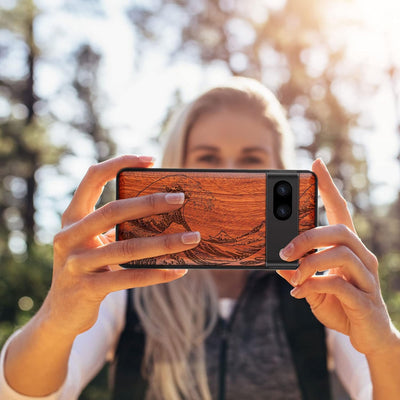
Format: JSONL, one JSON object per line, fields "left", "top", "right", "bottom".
{"left": 1, "top": 0, "right": 400, "bottom": 398}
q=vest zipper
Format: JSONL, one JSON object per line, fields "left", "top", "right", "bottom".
{"left": 217, "top": 272, "right": 258, "bottom": 400}
{"left": 218, "top": 318, "right": 228, "bottom": 400}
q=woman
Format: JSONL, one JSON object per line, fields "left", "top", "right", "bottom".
{"left": 1, "top": 77, "right": 399, "bottom": 400}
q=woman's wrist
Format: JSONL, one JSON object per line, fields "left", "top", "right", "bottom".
{"left": 364, "top": 326, "right": 400, "bottom": 399}
{"left": 364, "top": 323, "right": 400, "bottom": 361}
{"left": 4, "top": 302, "right": 77, "bottom": 396}
{"left": 34, "top": 295, "right": 80, "bottom": 343}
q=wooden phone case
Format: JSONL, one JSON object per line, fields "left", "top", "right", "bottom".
{"left": 116, "top": 169, "right": 317, "bottom": 269}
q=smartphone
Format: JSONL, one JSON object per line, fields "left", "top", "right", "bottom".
{"left": 116, "top": 168, "right": 317, "bottom": 269}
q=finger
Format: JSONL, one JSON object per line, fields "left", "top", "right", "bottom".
{"left": 276, "top": 270, "right": 349, "bottom": 331}
{"left": 65, "top": 231, "right": 201, "bottom": 273}
{"left": 94, "top": 267, "right": 190, "bottom": 295}
{"left": 97, "top": 233, "right": 124, "bottom": 271}
{"left": 63, "top": 155, "right": 155, "bottom": 225}
{"left": 290, "top": 246, "right": 375, "bottom": 292}
{"left": 108, "top": 263, "right": 123, "bottom": 272}
{"left": 276, "top": 263, "right": 326, "bottom": 287}
{"left": 97, "top": 229, "right": 115, "bottom": 246}
{"left": 312, "top": 158, "right": 356, "bottom": 233}
{"left": 99, "top": 229, "right": 115, "bottom": 245}
{"left": 276, "top": 269, "right": 297, "bottom": 285}
{"left": 288, "top": 276, "right": 351, "bottom": 334}
{"left": 290, "top": 274, "right": 367, "bottom": 311}
{"left": 64, "top": 192, "right": 186, "bottom": 249}
{"left": 279, "top": 224, "right": 378, "bottom": 273}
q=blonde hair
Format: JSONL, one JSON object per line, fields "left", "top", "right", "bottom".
{"left": 133, "top": 77, "right": 296, "bottom": 400}
{"left": 134, "top": 271, "right": 219, "bottom": 400}
{"left": 161, "top": 76, "right": 295, "bottom": 168}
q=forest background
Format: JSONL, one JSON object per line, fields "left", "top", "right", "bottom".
{"left": 1, "top": 0, "right": 400, "bottom": 398}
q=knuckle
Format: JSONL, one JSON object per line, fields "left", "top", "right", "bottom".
{"left": 119, "top": 239, "right": 135, "bottom": 259}
{"left": 124, "top": 270, "right": 137, "bottom": 287}
{"left": 53, "top": 230, "right": 68, "bottom": 252}
{"left": 162, "top": 234, "right": 176, "bottom": 252}
{"left": 299, "top": 256, "right": 312, "bottom": 272}
{"left": 98, "top": 202, "right": 116, "bottom": 221}
{"left": 331, "top": 275, "right": 345, "bottom": 290}
{"left": 368, "top": 252, "right": 379, "bottom": 270}
{"left": 86, "top": 164, "right": 99, "bottom": 178}
{"left": 124, "top": 269, "right": 144, "bottom": 287}
{"left": 337, "top": 245, "right": 353, "bottom": 262}
{"left": 144, "top": 193, "right": 159, "bottom": 212}
{"left": 336, "top": 223, "right": 351, "bottom": 236}
{"left": 65, "top": 254, "right": 81, "bottom": 274}
{"left": 299, "top": 228, "right": 313, "bottom": 245}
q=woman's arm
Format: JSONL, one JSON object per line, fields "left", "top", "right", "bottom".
{"left": 365, "top": 324, "right": 400, "bottom": 399}
{"left": 2, "top": 155, "right": 199, "bottom": 397}
{"left": 326, "top": 327, "right": 372, "bottom": 399}
{"left": 2, "top": 293, "right": 78, "bottom": 397}
{"left": 0, "top": 289, "right": 126, "bottom": 399}
{"left": 278, "top": 158, "right": 400, "bottom": 399}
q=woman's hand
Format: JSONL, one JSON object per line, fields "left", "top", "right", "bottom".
{"left": 44, "top": 155, "right": 201, "bottom": 338}
{"left": 277, "top": 158, "right": 398, "bottom": 358}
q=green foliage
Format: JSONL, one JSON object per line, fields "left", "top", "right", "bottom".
{"left": 79, "top": 365, "right": 112, "bottom": 400}
{"left": 0, "top": 0, "right": 117, "bottom": 395}
{"left": 379, "top": 252, "right": 400, "bottom": 329}
{"left": 128, "top": 0, "right": 373, "bottom": 206}
{"left": 0, "top": 242, "right": 53, "bottom": 348}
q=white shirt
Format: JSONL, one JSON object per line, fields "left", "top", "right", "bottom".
{"left": 0, "top": 290, "right": 372, "bottom": 399}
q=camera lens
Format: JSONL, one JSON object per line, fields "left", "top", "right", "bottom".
{"left": 275, "top": 181, "right": 292, "bottom": 197}
{"left": 275, "top": 204, "right": 292, "bottom": 220}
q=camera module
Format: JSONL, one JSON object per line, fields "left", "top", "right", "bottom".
{"left": 275, "top": 181, "right": 292, "bottom": 197}
{"left": 273, "top": 180, "right": 292, "bottom": 221}
{"left": 275, "top": 204, "right": 292, "bottom": 220}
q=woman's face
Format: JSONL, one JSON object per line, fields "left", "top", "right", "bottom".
{"left": 184, "top": 109, "right": 279, "bottom": 169}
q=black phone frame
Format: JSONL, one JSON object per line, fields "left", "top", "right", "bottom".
{"left": 116, "top": 168, "right": 318, "bottom": 270}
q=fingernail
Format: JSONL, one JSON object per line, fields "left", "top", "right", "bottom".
{"left": 290, "top": 287, "right": 301, "bottom": 297}
{"left": 165, "top": 192, "right": 185, "bottom": 204}
{"left": 291, "top": 270, "right": 301, "bottom": 286}
{"left": 181, "top": 231, "right": 201, "bottom": 244}
{"left": 279, "top": 243, "right": 294, "bottom": 260}
{"left": 138, "top": 155, "right": 156, "bottom": 163}
{"left": 173, "top": 269, "right": 188, "bottom": 276}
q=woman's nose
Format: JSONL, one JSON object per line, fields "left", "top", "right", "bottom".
{"left": 221, "top": 159, "right": 237, "bottom": 169}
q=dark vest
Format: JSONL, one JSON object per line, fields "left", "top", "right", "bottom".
{"left": 110, "top": 272, "right": 331, "bottom": 400}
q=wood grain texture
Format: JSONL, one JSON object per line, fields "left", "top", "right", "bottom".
{"left": 117, "top": 170, "right": 317, "bottom": 267}
{"left": 298, "top": 172, "right": 317, "bottom": 234}
{"left": 298, "top": 172, "right": 318, "bottom": 258}
{"left": 118, "top": 171, "right": 266, "bottom": 266}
